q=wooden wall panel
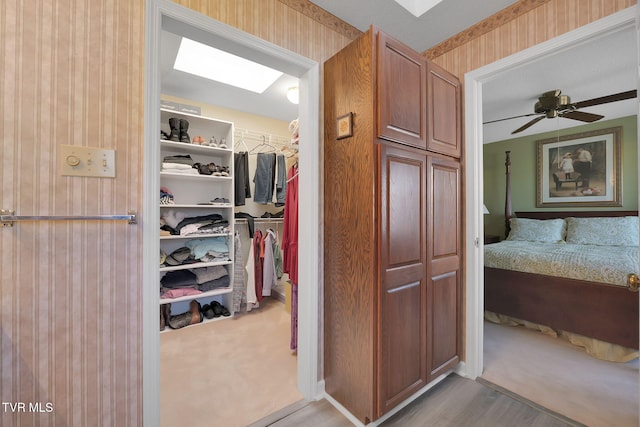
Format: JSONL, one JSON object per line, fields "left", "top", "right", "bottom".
{"left": 0, "top": 0, "right": 144, "bottom": 426}
{"left": 0, "top": 0, "right": 353, "bottom": 425}
{"left": 171, "top": 0, "right": 356, "bottom": 64}
{"left": 427, "top": 0, "right": 636, "bottom": 79}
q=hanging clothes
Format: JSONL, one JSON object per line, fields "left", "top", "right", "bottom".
{"left": 234, "top": 151, "right": 251, "bottom": 206}
{"left": 262, "top": 229, "right": 280, "bottom": 297}
{"left": 253, "top": 229, "right": 264, "bottom": 302}
{"left": 275, "top": 154, "right": 287, "bottom": 207}
{"left": 232, "top": 231, "right": 245, "bottom": 314}
{"left": 282, "top": 164, "right": 299, "bottom": 285}
{"left": 282, "top": 163, "right": 299, "bottom": 351}
{"left": 246, "top": 234, "right": 258, "bottom": 311}
{"left": 253, "top": 152, "right": 277, "bottom": 204}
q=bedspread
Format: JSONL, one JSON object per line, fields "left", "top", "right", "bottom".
{"left": 484, "top": 241, "right": 638, "bottom": 287}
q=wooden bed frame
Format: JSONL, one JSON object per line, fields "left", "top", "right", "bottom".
{"left": 484, "top": 151, "right": 639, "bottom": 349}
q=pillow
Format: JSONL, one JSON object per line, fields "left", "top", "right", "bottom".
{"left": 565, "top": 216, "right": 638, "bottom": 246}
{"left": 506, "top": 218, "right": 566, "bottom": 243}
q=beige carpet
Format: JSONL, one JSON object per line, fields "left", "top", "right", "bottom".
{"left": 483, "top": 320, "right": 639, "bottom": 427}
{"left": 160, "top": 298, "right": 302, "bottom": 427}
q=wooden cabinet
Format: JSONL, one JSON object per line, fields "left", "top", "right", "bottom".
{"left": 427, "top": 156, "right": 461, "bottom": 377}
{"left": 377, "top": 32, "right": 426, "bottom": 149}
{"left": 378, "top": 144, "right": 428, "bottom": 414}
{"left": 323, "top": 26, "right": 462, "bottom": 423}
{"left": 427, "top": 61, "right": 462, "bottom": 157}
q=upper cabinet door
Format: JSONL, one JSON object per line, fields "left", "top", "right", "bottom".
{"left": 426, "top": 61, "right": 461, "bottom": 158}
{"left": 377, "top": 32, "right": 427, "bottom": 150}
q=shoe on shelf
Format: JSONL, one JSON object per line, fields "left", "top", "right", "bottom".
{"left": 179, "top": 119, "right": 191, "bottom": 143}
{"left": 193, "top": 163, "right": 213, "bottom": 175}
{"left": 218, "top": 166, "right": 230, "bottom": 177}
{"left": 168, "top": 118, "right": 180, "bottom": 142}
{"left": 211, "top": 197, "right": 230, "bottom": 205}
{"left": 208, "top": 136, "right": 218, "bottom": 147}
{"left": 202, "top": 303, "right": 216, "bottom": 319}
{"left": 212, "top": 301, "right": 230, "bottom": 317}
{"left": 218, "top": 138, "right": 228, "bottom": 149}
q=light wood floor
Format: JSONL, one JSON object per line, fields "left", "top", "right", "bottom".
{"left": 251, "top": 374, "right": 579, "bottom": 427}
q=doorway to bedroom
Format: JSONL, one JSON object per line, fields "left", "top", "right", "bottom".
{"left": 472, "top": 9, "right": 639, "bottom": 427}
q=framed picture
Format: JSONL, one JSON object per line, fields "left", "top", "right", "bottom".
{"left": 336, "top": 112, "right": 353, "bottom": 140}
{"left": 536, "top": 126, "right": 622, "bottom": 207}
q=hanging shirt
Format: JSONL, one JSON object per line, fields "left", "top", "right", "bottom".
{"left": 282, "top": 164, "right": 299, "bottom": 285}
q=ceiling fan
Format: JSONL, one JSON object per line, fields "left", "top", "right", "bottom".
{"left": 484, "top": 89, "right": 637, "bottom": 134}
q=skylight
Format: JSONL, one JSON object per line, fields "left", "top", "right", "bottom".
{"left": 173, "top": 38, "right": 283, "bottom": 93}
{"left": 394, "top": 0, "right": 444, "bottom": 18}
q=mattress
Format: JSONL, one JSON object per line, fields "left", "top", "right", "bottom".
{"left": 484, "top": 240, "right": 639, "bottom": 287}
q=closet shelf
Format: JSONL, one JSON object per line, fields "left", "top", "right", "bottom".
{"left": 160, "top": 204, "right": 233, "bottom": 209}
{"left": 160, "top": 286, "right": 233, "bottom": 305}
{"left": 160, "top": 232, "right": 231, "bottom": 240}
{"left": 161, "top": 139, "right": 232, "bottom": 154}
{"left": 160, "top": 172, "right": 232, "bottom": 181}
{"left": 160, "top": 312, "right": 231, "bottom": 333}
{"left": 160, "top": 260, "right": 232, "bottom": 273}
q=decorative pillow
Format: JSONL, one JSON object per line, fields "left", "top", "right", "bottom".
{"left": 565, "top": 216, "right": 639, "bottom": 246}
{"left": 506, "top": 218, "right": 566, "bottom": 243}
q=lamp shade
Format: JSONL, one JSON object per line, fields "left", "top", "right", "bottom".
{"left": 483, "top": 204, "right": 490, "bottom": 214}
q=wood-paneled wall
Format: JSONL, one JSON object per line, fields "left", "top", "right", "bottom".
{"left": 171, "top": 0, "right": 356, "bottom": 64}
{"left": 0, "top": 0, "right": 352, "bottom": 425}
{"left": 0, "top": 0, "right": 144, "bottom": 425}
{"left": 427, "top": 0, "right": 636, "bottom": 78}
{"left": 0, "top": 0, "right": 631, "bottom": 424}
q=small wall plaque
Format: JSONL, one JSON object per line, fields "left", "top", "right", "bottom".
{"left": 336, "top": 112, "right": 353, "bottom": 140}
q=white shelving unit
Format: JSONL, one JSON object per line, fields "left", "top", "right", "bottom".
{"left": 159, "top": 108, "right": 235, "bottom": 331}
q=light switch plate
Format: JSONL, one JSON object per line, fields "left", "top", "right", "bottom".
{"left": 60, "top": 145, "right": 116, "bottom": 178}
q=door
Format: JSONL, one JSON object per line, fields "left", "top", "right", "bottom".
{"left": 377, "top": 32, "right": 427, "bottom": 150}
{"left": 426, "top": 61, "right": 461, "bottom": 158}
{"left": 378, "top": 143, "right": 428, "bottom": 416}
{"left": 427, "top": 154, "right": 461, "bottom": 379}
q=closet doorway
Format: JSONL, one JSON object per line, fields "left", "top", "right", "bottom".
{"left": 143, "top": 1, "right": 321, "bottom": 426}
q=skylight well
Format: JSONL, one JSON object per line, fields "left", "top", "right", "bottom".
{"left": 394, "top": 0, "right": 444, "bottom": 18}
{"left": 173, "top": 38, "right": 283, "bottom": 93}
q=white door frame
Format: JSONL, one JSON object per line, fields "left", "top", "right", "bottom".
{"left": 143, "top": 1, "right": 322, "bottom": 425}
{"left": 460, "top": 6, "right": 638, "bottom": 380}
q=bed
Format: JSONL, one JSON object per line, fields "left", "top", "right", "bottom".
{"left": 484, "top": 151, "right": 639, "bottom": 360}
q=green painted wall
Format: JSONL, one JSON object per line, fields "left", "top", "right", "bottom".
{"left": 483, "top": 115, "right": 638, "bottom": 239}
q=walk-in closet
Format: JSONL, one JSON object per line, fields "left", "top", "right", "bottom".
{"left": 157, "top": 20, "right": 303, "bottom": 427}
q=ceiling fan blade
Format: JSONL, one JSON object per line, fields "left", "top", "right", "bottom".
{"left": 483, "top": 112, "right": 540, "bottom": 125}
{"left": 573, "top": 90, "right": 637, "bottom": 109}
{"left": 560, "top": 110, "right": 604, "bottom": 122}
{"left": 512, "top": 116, "right": 545, "bottom": 134}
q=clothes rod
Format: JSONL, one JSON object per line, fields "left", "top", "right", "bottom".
{"left": 0, "top": 209, "right": 137, "bottom": 227}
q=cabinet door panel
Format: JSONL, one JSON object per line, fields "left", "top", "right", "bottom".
{"left": 378, "top": 144, "right": 427, "bottom": 416}
{"left": 427, "top": 155, "right": 461, "bottom": 379}
{"left": 377, "top": 32, "right": 426, "bottom": 149}
{"left": 427, "top": 61, "right": 461, "bottom": 157}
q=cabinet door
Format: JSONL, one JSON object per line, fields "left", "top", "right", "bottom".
{"left": 427, "top": 155, "right": 461, "bottom": 379}
{"left": 426, "top": 61, "right": 461, "bottom": 158}
{"left": 377, "top": 143, "right": 428, "bottom": 416}
{"left": 377, "top": 32, "right": 426, "bottom": 150}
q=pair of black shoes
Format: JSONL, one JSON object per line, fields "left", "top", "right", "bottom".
{"left": 166, "top": 118, "right": 190, "bottom": 143}
{"left": 202, "top": 301, "right": 230, "bottom": 319}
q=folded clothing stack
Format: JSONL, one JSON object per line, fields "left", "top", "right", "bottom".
{"left": 160, "top": 265, "right": 230, "bottom": 298}
{"left": 162, "top": 154, "right": 199, "bottom": 175}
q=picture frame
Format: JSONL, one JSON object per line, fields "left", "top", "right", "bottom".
{"left": 536, "top": 126, "right": 622, "bottom": 207}
{"left": 336, "top": 112, "right": 353, "bottom": 140}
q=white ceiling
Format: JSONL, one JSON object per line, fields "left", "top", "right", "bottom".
{"left": 160, "top": 2, "right": 637, "bottom": 141}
